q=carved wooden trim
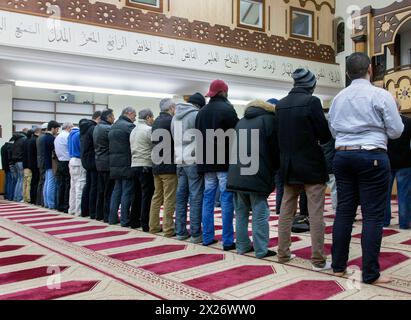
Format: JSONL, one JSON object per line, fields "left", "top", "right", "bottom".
{"left": 0, "top": 0, "right": 336, "bottom": 64}
{"left": 283, "top": 0, "right": 335, "bottom": 14}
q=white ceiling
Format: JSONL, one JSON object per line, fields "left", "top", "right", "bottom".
{"left": 0, "top": 45, "right": 341, "bottom": 101}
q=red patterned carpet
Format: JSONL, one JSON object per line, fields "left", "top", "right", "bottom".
{"left": 0, "top": 195, "right": 410, "bottom": 300}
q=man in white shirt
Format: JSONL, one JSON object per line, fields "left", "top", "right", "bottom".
{"left": 329, "top": 53, "right": 404, "bottom": 285}
{"left": 54, "top": 122, "right": 73, "bottom": 213}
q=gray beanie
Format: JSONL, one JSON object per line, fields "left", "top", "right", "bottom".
{"left": 292, "top": 68, "right": 317, "bottom": 89}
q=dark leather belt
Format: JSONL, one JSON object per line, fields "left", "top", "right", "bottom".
{"left": 336, "top": 146, "right": 386, "bottom": 152}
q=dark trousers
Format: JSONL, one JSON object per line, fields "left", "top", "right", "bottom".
{"left": 109, "top": 178, "right": 134, "bottom": 226}
{"left": 30, "top": 168, "right": 39, "bottom": 205}
{"left": 37, "top": 168, "right": 45, "bottom": 206}
{"left": 275, "top": 173, "right": 308, "bottom": 216}
{"left": 55, "top": 161, "right": 70, "bottom": 212}
{"left": 96, "top": 171, "right": 114, "bottom": 222}
{"left": 130, "top": 167, "right": 154, "bottom": 231}
{"left": 81, "top": 169, "right": 98, "bottom": 218}
{"left": 332, "top": 150, "right": 390, "bottom": 284}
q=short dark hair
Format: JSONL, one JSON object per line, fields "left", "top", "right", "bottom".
{"left": 346, "top": 52, "right": 371, "bottom": 80}
{"left": 92, "top": 111, "right": 102, "bottom": 120}
{"left": 47, "top": 120, "right": 61, "bottom": 131}
{"left": 101, "top": 109, "right": 114, "bottom": 122}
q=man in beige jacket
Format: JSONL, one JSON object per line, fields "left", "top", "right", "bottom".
{"left": 130, "top": 109, "right": 155, "bottom": 231}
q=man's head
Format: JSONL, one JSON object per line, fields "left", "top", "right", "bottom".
{"left": 346, "top": 52, "right": 372, "bottom": 81}
{"left": 292, "top": 68, "right": 317, "bottom": 92}
{"left": 139, "top": 109, "right": 154, "bottom": 126}
{"left": 62, "top": 122, "right": 74, "bottom": 132}
{"left": 206, "top": 80, "right": 229, "bottom": 98}
{"left": 188, "top": 93, "right": 206, "bottom": 109}
{"left": 160, "top": 98, "right": 176, "bottom": 116}
{"left": 92, "top": 111, "right": 102, "bottom": 124}
{"left": 47, "top": 120, "right": 61, "bottom": 136}
{"left": 32, "top": 125, "right": 42, "bottom": 136}
{"left": 122, "top": 107, "right": 137, "bottom": 123}
{"left": 266, "top": 98, "right": 279, "bottom": 106}
{"left": 41, "top": 123, "right": 48, "bottom": 132}
{"left": 101, "top": 108, "right": 115, "bottom": 124}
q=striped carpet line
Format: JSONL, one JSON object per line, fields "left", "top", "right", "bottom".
{"left": 0, "top": 245, "right": 25, "bottom": 253}
{"left": 0, "top": 254, "right": 43, "bottom": 267}
{"left": 141, "top": 254, "right": 225, "bottom": 275}
{"left": 183, "top": 265, "right": 275, "bottom": 293}
{"left": 31, "top": 221, "right": 90, "bottom": 230}
{"left": 0, "top": 266, "right": 69, "bottom": 286}
{"left": 8, "top": 214, "right": 61, "bottom": 221}
{"left": 46, "top": 226, "right": 107, "bottom": 236}
{"left": 0, "top": 211, "right": 50, "bottom": 217}
{"left": 0, "top": 280, "right": 100, "bottom": 300}
{"left": 0, "top": 209, "right": 47, "bottom": 214}
{"left": 109, "top": 245, "right": 187, "bottom": 262}
{"left": 61, "top": 231, "right": 129, "bottom": 243}
{"left": 83, "top": 237, "right": 156, "bottom": 251}
{"left": 19, "top": 218, "right": 73, "bottom": 225}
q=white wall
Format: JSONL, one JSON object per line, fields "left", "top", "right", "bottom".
{"left": 0, "top": 84, "right": 13, "bottom": 169}
{"left": 335, "top": 0, "right": 395, "bottom": 85}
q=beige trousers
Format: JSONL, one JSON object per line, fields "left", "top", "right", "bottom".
{"left": 23, "top": 169, "right": 32, "bottom": 203}
{"left": 149, "top": 174, "right": 178, "bottom": 237}
{"left": 278, "top": 183, "right": 327, "bottom": 267}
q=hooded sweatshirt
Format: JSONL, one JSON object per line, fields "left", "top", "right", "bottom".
{"left": 171, "top": 102, "right": 200, "bottom": 167}
{"left": 68, "top": 128, "right": 81, "bottom": 159}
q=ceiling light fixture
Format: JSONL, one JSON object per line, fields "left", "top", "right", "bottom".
{"left": 14, "top": 81, "right": 175, "bottom": 99}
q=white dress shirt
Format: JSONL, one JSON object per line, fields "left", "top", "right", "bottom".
{"left": 54, "top": 130, "right": 71, "bottom": 161}
{"left": 329, "top": 79, "right": 404, "bottom": 150}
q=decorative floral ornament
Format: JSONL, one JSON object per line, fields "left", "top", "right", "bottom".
{"left": 7, "top": 0, "right": 28, "bottom": 9}
{"left": 193, "top": 23, "right": 209, "bottom": 40}
{"left": 287, "top": 39, "right": 302, "bottom": 56}
{"left": 234, "top": 30, "right": 249, "bottom": 47}
{"left": 304, "top": 43, "right": 318, "bottom": 59}
{"left": 148, "top": 15, "right": 165, "bottom": 33}
{"left": 215, "top": 27, "right": 230, "bottom": 44}
{"left": 122, "top": 9, "right": 141, "bottom": 29}
{"left": 271, "top": 37, "right": 285, "bottom": 54}
{"left": 172, "top": 18, "right": 189, "bottom": 37}
{"left": 376, "top": 15, "right": 398, "bottom": 39}
{"left": 67, "top": 0, "right": 88, "bottom": 20}
{"left": 253, "top": 33, "right": 267, "bottom": 51}
{"left": 37, "top": 0, "right": 58, "bottom": 13}
{"left": 96, "top": 4, "right": 116, "bottom": 25}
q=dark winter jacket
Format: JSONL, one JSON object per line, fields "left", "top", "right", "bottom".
{"left": 152, "top": 112, "right": 176, "bottom": 175}
{"left": 42, "top": 133, "right": 55, "bottom": 170}
{"left": 11, "top": 133, "right": 26, "bottom": 163}
{"left": 93, "top": 120, "right": 112, "bottom": 172}
{"left": 1, "top": 142, "right": 13, "bottom": 172}
{"left": 25, "top": 135, "right": 39, "bottom": 171}
{"left": 321, "top": 138, "right": 336, "bottom": 175}
{"left": 108, "top": 115, "right": 135, "bottom": 180}
{"left": 388, "top": 115, "right": 411, "bottom": 170}
{"left": 37, "top": 133, "right": 46, "bottom": 170}
{"left": 275, "top": 87, "right": 332, "bottom": 185}
{"left": 195, "top": 95, "right": 239, "bottom": 173}
{"left": 227, "top": 100, "right": 280, "bottom": 196}
{"left": 80, "top": 119, "right": 98, "bottom": 171}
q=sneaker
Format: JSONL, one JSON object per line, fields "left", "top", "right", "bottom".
{"left": 223, "top": 243, "right": 236, "bottom": 251}
{"left": 203, "top": 239, "right": 218, "bottom": 246}
{"left": 312, "top": 261, "right": 332, "bottom": 272}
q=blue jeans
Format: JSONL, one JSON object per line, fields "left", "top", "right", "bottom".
{"left": 385, "top": 167, "right": 411, "bottom": 229}
{"left": 202, "top": 172, "right": 234, "bottom": 246}
{"left": 43, "top": 169, "right": 56, "bottom": 209}
{"left": 175, "top": 166, "right": 204, "bottom": 239}
{"left": 13, "top": 162, "right": 24, "bottom": 202}
{"left": 5, "top": 171, "right": 15, "bottom": 200}
{"left": 109, "top": 179, "right": 134, "bottom": 226}
{"left": 234, "top": 192, "right": 270, "bottom": 258}
{"left": 332, "top": 150, "right": 390, "bottom": 284}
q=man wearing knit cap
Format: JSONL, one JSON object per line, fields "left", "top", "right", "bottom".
{"left": 171, "top": 92, "right": 206, "bottom": 243}
{"left": 275, "top": 68, "right": 332, "bottom": 271}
